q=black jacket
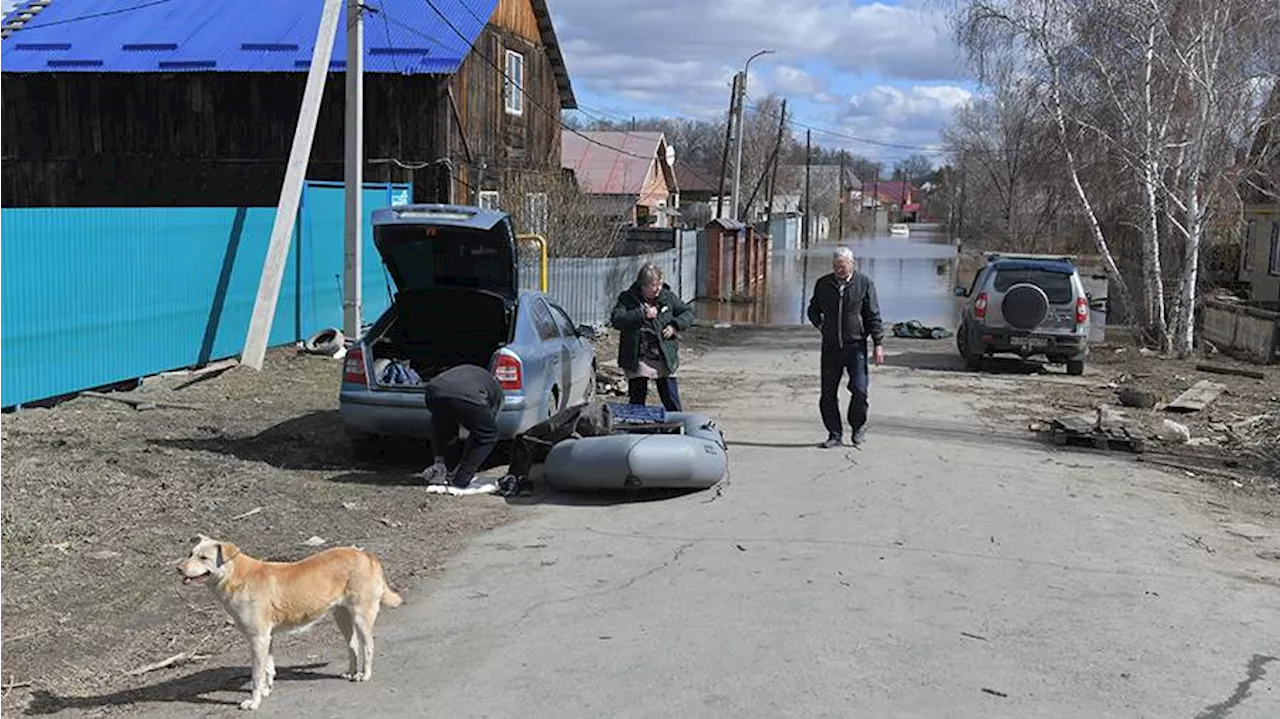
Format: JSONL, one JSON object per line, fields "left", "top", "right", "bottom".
{"left": 423, "top": 364, "right": 504, "bottom": 414}
{"left": 806, "top": 272, "right": 884, "bottom": 349}
{"left": 610, "top": 283, "right": 695, "bottom": 372}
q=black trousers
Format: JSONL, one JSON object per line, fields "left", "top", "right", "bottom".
{"left": 426, "top": 395, "right": 500, "bottom": 488}
{"left": 819, "top": 342, "right": 869, "bottom": 439}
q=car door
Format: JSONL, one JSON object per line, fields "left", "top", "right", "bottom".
{"left": 546, "top": 300, "right": 591, "bottom": 404}
{"left": 530, "top": 298, "right": 571, "bottom": 414}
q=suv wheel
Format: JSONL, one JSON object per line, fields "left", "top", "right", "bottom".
{"left": 1066, "top": 360, "right": 1085, "bottom": 376}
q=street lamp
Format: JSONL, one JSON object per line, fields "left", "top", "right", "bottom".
{"left": 731, "top": 48, "right": 774, "bottom": 221}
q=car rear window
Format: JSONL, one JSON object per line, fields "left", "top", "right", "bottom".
{"left": 992, "top": 269, "right": 1074, "bottom": 304}
{"left": 376, "top": 224, "right": 513, "bottom": 291}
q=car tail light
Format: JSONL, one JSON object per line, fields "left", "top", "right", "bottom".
{"left": 1075, "top": 297, "right": 1089, "bottom": 325}
{"left": 343, "top": 346, "right": 368, "bottom": 385}
{"left": 974, "top": 292, "right": 988, "bottom": 319}
{"left": 493, "top": 351, "right": 522, "bottom": 390}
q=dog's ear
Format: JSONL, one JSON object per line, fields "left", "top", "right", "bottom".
{"left": 216, "top": 543, "right": 241, "bottom": 567}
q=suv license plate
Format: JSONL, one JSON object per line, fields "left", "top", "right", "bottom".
{"left": 1011, "top": 336, "right": 1048, "bottom": 349}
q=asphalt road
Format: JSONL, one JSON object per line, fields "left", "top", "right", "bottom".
{"left": 140, "top": 328, "right": 1280, "bottom": 718}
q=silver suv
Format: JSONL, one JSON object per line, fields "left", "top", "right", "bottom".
{"left": 955, "top": 253, "right": 1097, "bottom": 375}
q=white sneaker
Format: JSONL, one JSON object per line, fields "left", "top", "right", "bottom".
{"left": 447, "top": 477, "right": 499, "bottom": 496}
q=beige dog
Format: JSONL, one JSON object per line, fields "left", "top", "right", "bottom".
{"left": 177, "top": 535, "right": 403, "bottom": 710}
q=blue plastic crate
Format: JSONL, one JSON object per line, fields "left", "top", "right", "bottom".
{"left": 608, "top": 402, "right": 667, "bottom": 424}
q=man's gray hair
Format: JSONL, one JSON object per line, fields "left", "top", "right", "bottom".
{"left": 833, "top": 247, "right": 855, "bottom": 263}
{"left": 636, "top": 263, "right": 664, "bottom": 285}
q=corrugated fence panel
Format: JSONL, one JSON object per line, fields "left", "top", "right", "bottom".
{"left": 532, "top": 249, "right": 684, "bottom": 326}
{"left": 0, "top": 182, "right": 409, "bottom": 407}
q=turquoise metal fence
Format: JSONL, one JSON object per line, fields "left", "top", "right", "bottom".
{"left": 0, "top": 181, "right": 409, "bottom": 408}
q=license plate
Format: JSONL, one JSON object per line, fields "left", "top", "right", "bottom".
{"left": 1011, "top": 336, "right": 1048, "bottom": 349}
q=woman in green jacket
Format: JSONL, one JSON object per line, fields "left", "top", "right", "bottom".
{"left": 609, "top": 263, "right": 695, "bottom": 410}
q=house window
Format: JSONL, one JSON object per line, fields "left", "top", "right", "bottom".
{"left": 504, "top": 50, "right": 524, "bottom": 116}
{"left": 1269, "top": 222, "right": 1280, "bottom": 276}
{"left": 524, "top": 192, "right": 548, "bottom": 234}
{"left": 478, "top": 190, "right": 500, "bottom": 210}
{"left": 1243, "top": 219, "right": 1256, "bottom": 273}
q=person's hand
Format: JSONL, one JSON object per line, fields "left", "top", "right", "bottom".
{"left": 873, "top": 345, "right": 885, "bottom": 366}
{"left": 662, "top": 325, "right": 676, "bottom": 340}
{"left": 644, "top": 305, "right": 658, "bottom": 319}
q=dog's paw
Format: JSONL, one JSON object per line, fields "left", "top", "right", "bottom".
{"left": 238, "top": 698, "right": 261, "bottom": 710}
{"left": 342, "top": 671, "right": 370, "bottom": 682}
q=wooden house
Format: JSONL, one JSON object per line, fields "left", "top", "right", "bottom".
{"left": 0, "top": 0, "right": 576, "bottom": 209}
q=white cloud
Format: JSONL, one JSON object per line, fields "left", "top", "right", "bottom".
{"left": 552, "top": 0, "right": 965, "bottom": 115}
{"left": 830, "top": 84, "right": 972, "bottom": 157}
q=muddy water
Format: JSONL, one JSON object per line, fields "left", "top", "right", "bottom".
{"left": 696, "top": 227, "right": 960, "bottom": 329}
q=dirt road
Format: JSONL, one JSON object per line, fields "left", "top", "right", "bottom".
{"left": 22, "top": 326, "right": 1275, "bottom": 717}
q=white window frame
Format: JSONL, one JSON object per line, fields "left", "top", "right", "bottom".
{"left": 478, "top": 190, "right": 500, "bottom": 210}
{"left": 524, "top": 192, "right": 548, "bottom": 234}
{"left": 504, "top": 49, "right": 524, "bottom": 116}
{"left": 1269, "top": 221, "right": 1280, "bottom": 277}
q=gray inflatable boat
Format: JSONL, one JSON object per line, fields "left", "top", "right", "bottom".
{"left": 542, "top": 411, "right": 728, "bottom": 491}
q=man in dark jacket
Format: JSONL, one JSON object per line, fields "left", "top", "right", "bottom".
{"left": 806, "top": 246, "right": 885, "bottom": 448}
{"left": 420, "top": 364, "right": 505, "bottom": 495}
{"left": 610, "top": 264, "right": 695, "bottom": 411}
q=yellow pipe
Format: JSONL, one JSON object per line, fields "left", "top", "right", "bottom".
{"left": 517, "top": 233, "right": 549, "bottom": 292}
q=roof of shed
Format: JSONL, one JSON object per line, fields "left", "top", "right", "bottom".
{"left": 0, "top": 0, "right": 576, "bottom": 106}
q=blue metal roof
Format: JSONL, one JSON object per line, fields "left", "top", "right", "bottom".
{"left": 0, "top": 0, "right": 497, "bottom": 74}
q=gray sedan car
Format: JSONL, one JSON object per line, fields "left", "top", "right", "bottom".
{"left": 339, "top": 204, "right": 596, "bottom": 456}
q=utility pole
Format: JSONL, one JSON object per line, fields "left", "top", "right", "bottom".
{"left": 837, "top": 150, "right": 846, "bottom": 241}
{"left": 714, "top": 73, "right": 738, "bottom": 220}
{"left": 343, "top": 0, "right": 364, "bottom": 341}
{"left": 802, "top": 129, "right": 811, "bottom": 249}
{"left": 729, "top": 70, "right": 746, "bottom": 220}
{"left": 243, "top": 0, "right": 343, "bottom": 370}
{"left": 763, "top": 99, "right": 786, "bottom": 232}
{"left": 730, "top": 49, "right": 773, "bottom": 221}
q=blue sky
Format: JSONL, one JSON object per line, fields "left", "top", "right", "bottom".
{"left": 549, "top": 0, "right": 978, "bottom": 163}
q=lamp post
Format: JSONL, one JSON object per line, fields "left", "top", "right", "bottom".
{"left": 730, "top": 48, "right": 774, "bottom": 221}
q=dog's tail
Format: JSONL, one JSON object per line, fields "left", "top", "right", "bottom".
{"left": 370, "top": 553, "right": 403, "bottom": 608}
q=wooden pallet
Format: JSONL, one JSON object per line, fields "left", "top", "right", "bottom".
{"left": 1049, "top": 411, "right": 1152, "bottom": 450}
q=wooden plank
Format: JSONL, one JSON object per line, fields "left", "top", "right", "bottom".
{"left": 1196, "top": 362, "right": 1266, "bottom": 380}
{"left": 1166, "top": 380, "right": 1227, "bottom": 413}
{"left": 241, "top": 0, "right": 343, "bottom": 370}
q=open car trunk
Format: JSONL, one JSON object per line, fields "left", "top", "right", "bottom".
{"left": 368, "top": 288, "right": 513, "bottom": 390}
{"left": 365, "top": 206, "right": 520, "bottom": 390}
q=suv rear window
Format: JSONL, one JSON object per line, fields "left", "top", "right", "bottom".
{"left": 992, "top": 269, "right": 1074, "bottom": 304}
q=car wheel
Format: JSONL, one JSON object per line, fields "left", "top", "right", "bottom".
{"left": 1066, "top": 360, "right": 1085, "bottom": 376}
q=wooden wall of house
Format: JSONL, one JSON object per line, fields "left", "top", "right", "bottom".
{"left": 446, "top": 15, "right": 564, "bottom": 206}
{"left": 1, "top": 72, "right": 449, "bottom": 207}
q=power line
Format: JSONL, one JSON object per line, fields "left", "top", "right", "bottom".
{"left": 2, "top": 0, "right": 176, "bottom": 34}
{"left": 403, "top": 1, "right": 657, "bottom": 162}
{"left": 746, "top": 97, "right": 949, "bottom": 154}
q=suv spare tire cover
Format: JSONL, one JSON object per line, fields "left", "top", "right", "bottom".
{"left": 1001, "top": 283, "right": 1050, "bottom": 330}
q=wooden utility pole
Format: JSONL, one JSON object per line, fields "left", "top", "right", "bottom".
{"left": 343, "top": 0, "right": 364, "bottom": 341}
{"left": 802, "top": 129, "right": 811, "bottom": 249}
{"left": 763, "top": 99, "right": 786, "bottom": 230}
{"left": 837, "top": 150, "right": 846, "bottom": 241}
{"left": 243, "top": 0, "right": 343, "bottom": 370}
{"left": 714, "top": 74, "right": 739, "bottom": 220}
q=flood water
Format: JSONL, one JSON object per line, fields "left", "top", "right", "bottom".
{"left": 696, "top": 226, "right": 960, "bottom": 329}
